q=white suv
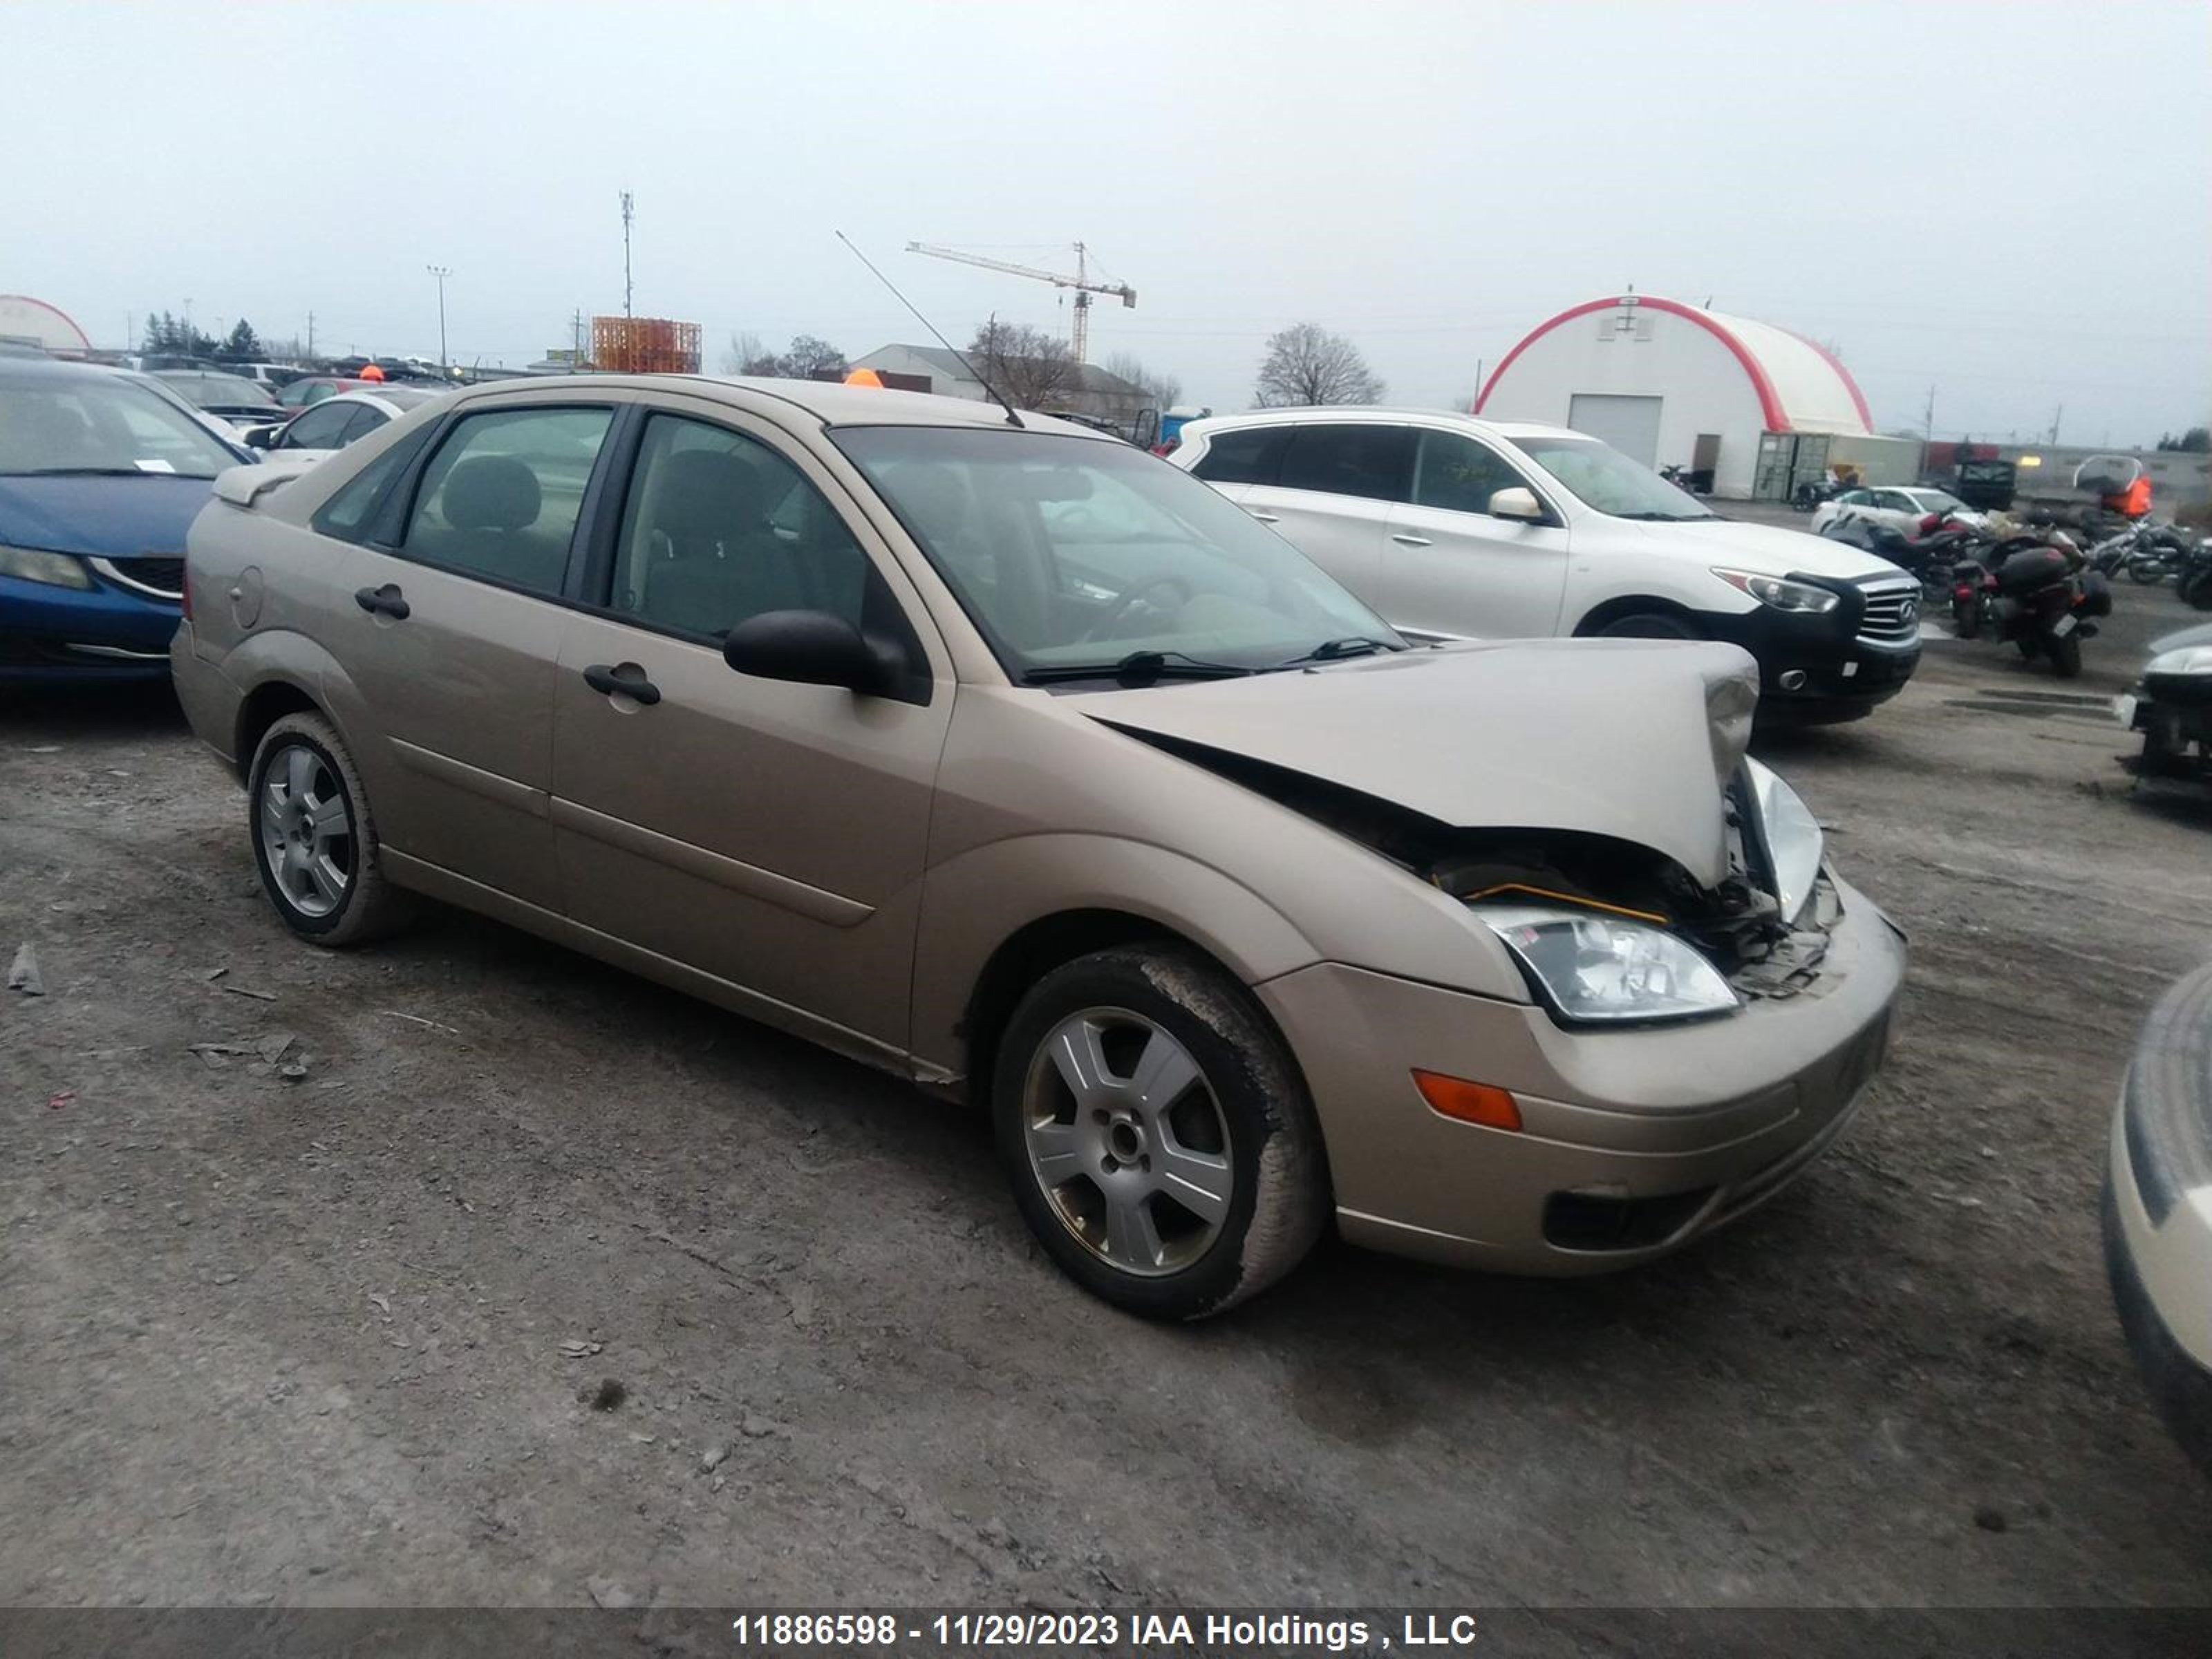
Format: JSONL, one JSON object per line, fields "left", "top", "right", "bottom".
{"left": 1171, "top": 409, "right": 1921, "bottom": 723}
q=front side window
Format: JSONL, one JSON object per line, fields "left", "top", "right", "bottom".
{"left": 1411, "top": 429, "right": 1531, "bottom": 516}
{"left": 279, "top": 401, "right": 357, "bottom": 450}
{"left": 610, "top": 414, "right": 870, "bottom": 639}
{"left": 401, "top": 406, "right": 612, "bottom": 596}
{"left": 1190, "top": 425, "right": 1287, "bottom": 486}
{"left": 0, "top": 373, "right": 242, "bottom": 478}
{"left": 1509, "top": 435, "right": 1717, "bottom": 522}
{"left": 1276, "top": 422, "right": 1412, "bottom": 503}
{"left": 836, "top": 426, "right": 1397, "bottom": 682}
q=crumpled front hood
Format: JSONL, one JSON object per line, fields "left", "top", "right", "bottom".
{"left": 1643, "top": 515, "right": 1905, "bottom": 582}
{"left": 1082, "top": 639, "right": 1760, "bottom": 886}
{"left": 0, "top": 474, "right": 216, "bottom": 559}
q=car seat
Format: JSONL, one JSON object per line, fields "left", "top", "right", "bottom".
{"left": 635, "top": 448, "right": 807, "bottom": 636}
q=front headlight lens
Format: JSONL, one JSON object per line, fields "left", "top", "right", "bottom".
{"left": 2146, "top": 646, "right": 2212, "bottom": 677}
{"left": 0, "top": 545, "right": 94, "bottom": 590}
{"left": 1712, "top": 568, "right": 1840, "bottom": 613}
{"left": 1477, "top": 903, "right": 1738, "bottom": 1025}
{"left": 1745, "top": 757, "right": 1824, "bottom": 923}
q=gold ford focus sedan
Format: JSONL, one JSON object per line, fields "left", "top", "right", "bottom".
{"left": 171, "top": 375, "right": 1904, "bottom": 1318}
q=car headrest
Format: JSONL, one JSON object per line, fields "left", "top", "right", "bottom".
{"left": 650, "top": 448, "right": 765, "bottom": 545}
{"left": 442, "top": 455, "right": 541, "bottom": 532}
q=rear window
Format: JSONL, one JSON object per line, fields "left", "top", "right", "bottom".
{"left": 1189, "top": 425, "right": 1288, "bottom": 486}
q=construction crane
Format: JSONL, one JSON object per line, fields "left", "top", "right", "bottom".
{"left": 906, "top": 242, "right": 1135, "bottom": 366}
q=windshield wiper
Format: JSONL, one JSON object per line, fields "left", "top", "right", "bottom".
{"left": 1613, "top": 509, "right": 1717, "bottom": 522}
{"left": 3, "top": 466, "right": 212, "bottom": 479}
{"left": 1022, "top": 649, "right": 1253, "bottom": 686}
{"left": 1274, "top": 635, "right": 1400, "bottom": 668}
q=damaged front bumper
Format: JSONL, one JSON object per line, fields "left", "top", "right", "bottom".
{"left": 1257, "top": 872, "right": 1907, "bottom": 1273}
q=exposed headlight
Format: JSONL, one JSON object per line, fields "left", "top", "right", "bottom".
{"left": 0, "top": 545, "right": 94, "bottom": 590}
{"left": 1745, "top": 757, "right": 1824, "bottom": 923}
{"left": 1712, "top": 568, "right": 1839, "bottom": 613}
{"left": 2146, "top": 646, "right": 2212, "bottom": 677}
{"left": 1477, "top": 903, "right": 1738, "bottom": 1026}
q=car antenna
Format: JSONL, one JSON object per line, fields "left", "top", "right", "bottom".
{"left": 834, "top": 230, "right": 1024, "bottom": 429}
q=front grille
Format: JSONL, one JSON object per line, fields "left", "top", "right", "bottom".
{"left": 88, "top": 556, "right": 185, "bottom": 600}
{"left": 1855, "top": 580, "right": 1922, "bottom": 647}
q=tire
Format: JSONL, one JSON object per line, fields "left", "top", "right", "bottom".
{"left": 991, "top": 946, "right": 1328, "bottom": 1320}
{"left": 2182, "top": 569, "right": 2212, "bottom": 612}
{"left": 1593, "top": 610, "right": 1701, "bottom": 641}
{"left": 2127, "top": 555, "right": 2166, "bottom": 585}
{"left": 1953, "top": 595, "right": 1983, "bottom": 640}
{"left": 2047, "top": 632, "right": 2083, "bottom": 679}
{"left": 246, "top": 711, "right": 410, "bottom": 945}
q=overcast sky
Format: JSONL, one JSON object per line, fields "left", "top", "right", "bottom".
{"left": 8, "top": 1, "right": 2208, "bottom": 444}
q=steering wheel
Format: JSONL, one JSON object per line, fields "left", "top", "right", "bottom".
{"left": 1081, "top": 571, "right": 1197, "bottom": 641}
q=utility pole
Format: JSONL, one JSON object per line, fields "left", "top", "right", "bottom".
{"left": 1923, "top": 384, "right": 1936, "bottom": 442}
{"left": 306, "top": 311, "right": 316, "bottom": 359}
{"left": 619, "top": 191, "right": 635, "bottom": 318}
{"left": 573, "top": 307, "right": 587, "bottom": 371}
{"left": 425, "top": 265, "right": 453, "bottom": 369}
{"left": 2050, "top": 403, "right": 2063, "bottom": 446}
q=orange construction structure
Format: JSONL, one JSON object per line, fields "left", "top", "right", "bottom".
{"left": 590, "top": 315, "right": 702, "bottom": 375}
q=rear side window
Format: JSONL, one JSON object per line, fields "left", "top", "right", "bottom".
{"left": 1411, "top": 429, "right": 1530, "bottom": 516}
{"left": 310, "top": 425, "right": 436, "bottom": 543}
{"left": 400, "top": 406, "right": 613, "bottom": 596}
{"left": 1277, "top": 423, "right": 1412, "bottom": 503}
{"left": 1190, "top": 425, "right": 1288, "bottom": 485}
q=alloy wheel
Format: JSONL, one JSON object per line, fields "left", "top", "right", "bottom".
{"left": 258, "top": 742, "right": 355, "bottom": 919}
{"left": 1020, "top": 1007, "right": 1235, "bottom": 1277}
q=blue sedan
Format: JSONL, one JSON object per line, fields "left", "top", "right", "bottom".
{"left": 0, "top": 355, "right": 252, "bottom": 683}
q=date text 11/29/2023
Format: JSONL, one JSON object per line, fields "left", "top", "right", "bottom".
{"left": 727, "top": 1613, "right": 1483, "bottom": 1651}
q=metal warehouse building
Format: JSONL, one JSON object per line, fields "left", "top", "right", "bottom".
{"left": 1476, "top": 292, "right": 1912, "bottom": 500}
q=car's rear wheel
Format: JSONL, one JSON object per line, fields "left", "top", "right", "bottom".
{"left": 247, "top": 711, "right": 408, "bottom": 945}
{"left": 992, "top": 946, "right": 1327, "bottom": 1320}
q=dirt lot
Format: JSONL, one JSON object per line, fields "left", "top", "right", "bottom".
{"left": 6, "top": 563, "right": 2212, "bottom": 1619}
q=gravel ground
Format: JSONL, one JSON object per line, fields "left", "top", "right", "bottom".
{"left": 4, "top": 563, "right": 2212, "bottom": 1619}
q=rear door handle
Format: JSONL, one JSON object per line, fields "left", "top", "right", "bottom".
{"left": 582, "top": 662, "right": 662, "bottom": 706}
{"left": 1390, "top": 533, "right": 1434, "bottom": 547}
{"left": 1245, "top": 509, "right": 1280, "bottom": 523}
{"left": 353, "top": 583, "right": 409, "bottom": 619}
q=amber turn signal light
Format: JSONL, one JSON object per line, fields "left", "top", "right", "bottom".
{"left": 1412, "top": 1070, "right": 1523, "bottom": 1132}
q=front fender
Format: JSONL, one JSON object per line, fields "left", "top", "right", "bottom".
{"left": 908, "top": 832, "right": 1320, "bottom": 1080}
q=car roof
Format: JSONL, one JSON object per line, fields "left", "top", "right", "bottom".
{"left": 1185, "top": 405, "right": 1584, "bottom": 444}
{"left": 451, "top": 373, "right": 1111, "bottom": 438}
{"left": 0, "top": 354, "right": 140, "bottom": 385}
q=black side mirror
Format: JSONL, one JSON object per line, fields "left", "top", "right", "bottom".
{"left": 723, "top": 609, "right": 899, "bottom": 695}
{"left": 243, "top": 428, "right": 273, "bottom": 451}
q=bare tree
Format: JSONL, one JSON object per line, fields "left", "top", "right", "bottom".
{"left": 1104, "top": 350, "right": 1181, "bottom": 411}
{"left": 724, "top": 330, "right": 771, "bottom": 374}
{"left": 970, "top": 319, "right": 1076, "bottom": 408}
{"left": 1253, "top": 322, "right": 1384, "bottom": 406}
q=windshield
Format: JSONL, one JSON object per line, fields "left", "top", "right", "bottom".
{"left": 1510, "top": 435, "right": 1718, "bottom": 521}
{"left": 834, "top": 426, "right": 1400, "bottom": 682}
{"left": 0, "top": 373, "right": 244, "bottom": 478}
{"left": 1906, "top": 489, "right": 1967, "bottom": 514}
{"left": 160, "top": 373, "right": 277, "bottom": 409}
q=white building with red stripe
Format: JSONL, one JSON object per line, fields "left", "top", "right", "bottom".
{"left": 1475, "top": 293, "right": 1883, "bottom": 500}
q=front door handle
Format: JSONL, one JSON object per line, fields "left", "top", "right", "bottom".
{"left": 1245, "top": 509, "right": 1281, "bottom": 523}
{"left": 582, "top": 662, "right": 662, "bottom": 706}
{"left": 353, "top": 583, "right": 409, "bottom": 619}
{"left": 1390, "top": 533, "right": 1434, "bottom": 547}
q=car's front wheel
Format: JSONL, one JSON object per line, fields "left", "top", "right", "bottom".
{"left": 992, "top": 946, "right": 1328, "bottom": 1320}
{"left": 247, "top": 711, "right": 409, "bottom": 945}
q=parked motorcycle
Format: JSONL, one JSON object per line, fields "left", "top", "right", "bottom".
{"left": 1844, "top": 516, "right": 1981, "bottom": 601}
{"left": 1949, "top": 536, "right": 2111, "bottom": 678}
{"left": 2180, "top": 540, "right": 2212, "bottom": 611}
{"left": 1791, "top": 477, "right": 1841, "bottom": 512}
{"left": 2090, "top": 520, "right": 2200, "bottom": 584}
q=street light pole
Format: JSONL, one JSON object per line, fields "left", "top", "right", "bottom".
{"left": 426, "top": 265, "right": 453, "bottom": 371}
